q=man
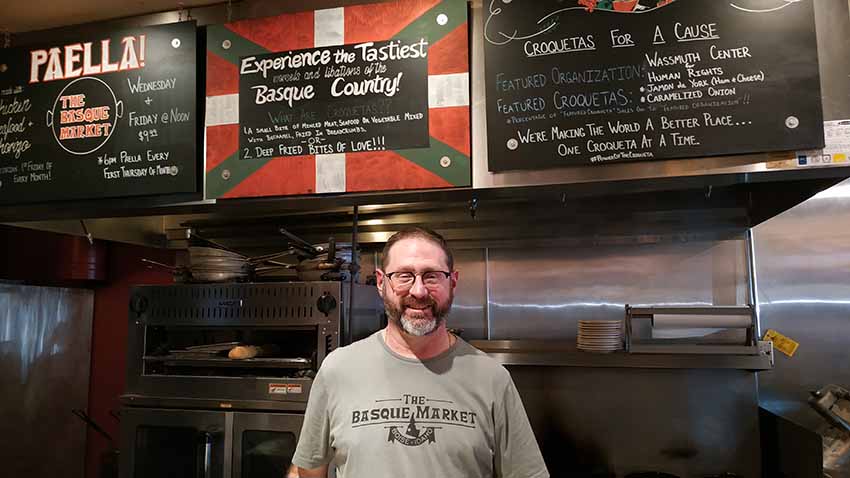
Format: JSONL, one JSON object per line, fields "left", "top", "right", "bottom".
{"left": 289, "top": 227, "right": 549, "bottom": 478}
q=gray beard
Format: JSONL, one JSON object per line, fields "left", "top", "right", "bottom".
{"left": 400, "top": 313, "right": 443, "bottom": 337}
{"left": 383, "top": 288, "right": 453, "bottom": 337}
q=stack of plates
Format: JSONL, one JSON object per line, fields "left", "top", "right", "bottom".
{"left": 578, "top": 320, "right": 624, "bottom": 353}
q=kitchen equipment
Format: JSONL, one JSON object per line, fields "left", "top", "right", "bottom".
{"left": 142, "top": 249, "right": 252, "bottom": 283}
{"left": 810, "top": 384, "right": 850, "bottom": 474}
{"left": 123, "top": 282, "right": 382, "bottom": 408}
{"left": 120, "top": 407, "right": 303, "bottom": 478}
{"left": 296, "top": 241, "right": 358, "bottom": 282}
{"left": 278, "top": 227, "right": 321, "bottom": 258}
{"left": 625, "top": 306, "right": 772, "bottom": 357}
{"left": 189, "top": 246, "right": 251, "bottom": 282}
{"left": 187, "top": 229, "right": 248, "bottom": 258}
{"left": 810, "top": 385, "right": 850, "bottom": 434}
{"left": 141, "top": 258, "right": 192, "bottom": 283}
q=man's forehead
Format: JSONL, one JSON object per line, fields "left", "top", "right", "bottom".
{"left": 385, "top": 237, "right": 449, "bottom": 269}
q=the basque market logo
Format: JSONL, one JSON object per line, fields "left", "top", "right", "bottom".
{"left": 351, "top": 394, "right": 478, "bottom": 447}
{"left": 389, "top": 416, "right": 437, "bottom": 446}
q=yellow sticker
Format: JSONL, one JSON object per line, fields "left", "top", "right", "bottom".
{"left": 763, "top": 329, "right": 800, "bottom": 357}
{"left": 834, "top": 153, "right": 847, "bottom": 163}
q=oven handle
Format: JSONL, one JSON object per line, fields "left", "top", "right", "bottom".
{"left": 198, "top": 432, "right": 213, "bottom": 478}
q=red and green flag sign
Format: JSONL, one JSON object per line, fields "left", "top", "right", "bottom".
{"left": 205, "top": 0, "right": 470, "bottom": 199}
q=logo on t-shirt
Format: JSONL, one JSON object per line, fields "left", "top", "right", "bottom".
{"left": 388, "top": 415, "right": 436, "bottom": 446}
{"left": 350, "top": 394, "right": 478, "bottom": 447}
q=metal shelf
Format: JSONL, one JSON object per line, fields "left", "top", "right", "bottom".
{"left": 1, "top": 164, "right": 847, "bottom": 224}
{"left": 120, "top": 393, "right": 309, "bottom": 412}
{"left": 629, "top": 305, "right": 753, "bottom": 316}
{"left": 470, "top": 340, "right": 773, "bottom": 371}
{"left": 143, "top": 355, "right": 311, "bottom": 369}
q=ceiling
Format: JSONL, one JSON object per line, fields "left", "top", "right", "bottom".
{"left": 1, "top": 0, "right": 222, "bottom": 33}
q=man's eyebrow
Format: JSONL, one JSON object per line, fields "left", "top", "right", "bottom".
{"left": 389, "top": 267, "right": 444, "bottom": 273}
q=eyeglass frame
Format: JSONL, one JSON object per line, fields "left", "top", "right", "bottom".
{"left": 383, "top": 270, "right": 453, "bottom": 290}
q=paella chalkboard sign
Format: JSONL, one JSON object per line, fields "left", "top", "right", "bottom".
{"left": 483, "top": 0, "right": 824, "bottom": 171}
{"left": 0, "top": 21, "right": 197, "bottom": 204}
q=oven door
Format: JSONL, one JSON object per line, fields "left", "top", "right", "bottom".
{"left": 232, "top": 412, "right": 304, "bottom": 478}
{"left": 121, "top": 408, "right": 226, "bottom": 478}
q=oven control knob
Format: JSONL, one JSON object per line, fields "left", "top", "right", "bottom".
{"left": 130, "top": 295, "right": 149, "bottom": 315}
{"left": 317, "top": 293, "right": 337, "bottom": 316}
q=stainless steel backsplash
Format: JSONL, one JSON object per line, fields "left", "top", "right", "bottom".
{"left": 447, "top": 238, "right": 749, "bottom": 341}
{"left": 754, "top": 178, "right": 850, "bottom": 477}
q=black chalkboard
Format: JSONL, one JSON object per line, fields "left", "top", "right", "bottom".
{"left": 483, "top": 0, "right": 824, "bottom": 171}
{"left": 238, "top": 39, "right": 430, "bottom": 159}
{"left": 0, "top": 21, "right": 197, "bottom": 204}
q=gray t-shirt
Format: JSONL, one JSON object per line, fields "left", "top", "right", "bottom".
{"left": 292, "top": 331, "right": 549, "bottom": 478}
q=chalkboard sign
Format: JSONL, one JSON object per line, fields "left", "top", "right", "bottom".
{"left": 0, "top": 21, "right": 198, "bottom": 204}
{"left": 483, "top": 0, "right": 824, "bottom": 171}
{"left": 204, "top": 0, "right": 471, "bottom": 200}
{"left": 238, "top": 39, "right": 430, "bottom": 159}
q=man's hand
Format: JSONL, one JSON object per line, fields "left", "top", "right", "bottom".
{"left": 286, "top": 464, "right": 329, "bottom": 478}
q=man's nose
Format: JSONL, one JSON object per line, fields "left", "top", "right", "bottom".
{"left": 408, "top": 275, "right": 429, "bottom": 298}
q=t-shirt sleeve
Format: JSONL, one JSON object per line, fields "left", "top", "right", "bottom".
{"left": 494, "top": 373, "right": 550, "bottom": 478}
{"left": 292, "top": 365, "right": 334, "bottom": 470}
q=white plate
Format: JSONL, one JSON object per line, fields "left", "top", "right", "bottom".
{"left": 578, "top": 345, "right": 622, "bottom": 350}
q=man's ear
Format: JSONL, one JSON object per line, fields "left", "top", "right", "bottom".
{"left": 375, "top": 269, "right": 386, "bottom": 298}
{"left": 450, "top": 270, "right": 459, "bottom": 290}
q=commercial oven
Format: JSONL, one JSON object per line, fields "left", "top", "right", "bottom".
{"left": 123, "top": 282, "right": 383, "bottom": 408}
{"left": 120, "top": 407, "right": 304, "bottom": 478}
{"left": 120, "top": 282, "right": 379, "bottom": 478}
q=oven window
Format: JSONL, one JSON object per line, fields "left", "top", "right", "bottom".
{"left": 242, "top": 430, "right": 297, "bottom": 478}
{"left": 134, "top": 426, "right": 198, "bottom": 478}
{"left": 143, "top": 326, "right": 317, "bottom": 378}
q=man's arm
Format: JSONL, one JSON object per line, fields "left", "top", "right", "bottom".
{"left": 494, "top": 373, "right": 550, "bottom": 478}
{"left": 286, "top": 464, "right": 329, "bottom": 478}
{"left": 291, "top": 360, "right": 334, "bottom": 476}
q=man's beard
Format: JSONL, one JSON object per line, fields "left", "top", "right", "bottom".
{"left": 384, "top": 289, "right": 453, "bottom": 337}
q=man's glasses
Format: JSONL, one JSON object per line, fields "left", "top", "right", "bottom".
{"left": 385, "top": 271, "right": 451, "bottom": 290}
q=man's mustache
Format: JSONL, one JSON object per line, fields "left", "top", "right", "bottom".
{"left": 403, "top": 297, "right": 437, "bottom": 309}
